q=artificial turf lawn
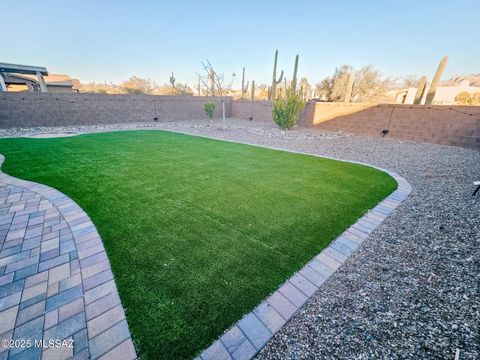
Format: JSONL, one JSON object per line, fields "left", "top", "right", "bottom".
{"left": 0, "top": 130, "right": 397, "bottom": 359}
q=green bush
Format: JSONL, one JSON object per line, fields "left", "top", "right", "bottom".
{"left": 272, "top": 89, "right": 305, "bottom": 130}
{"left": 203, "top": 102, "right": 216, "bottom": 120}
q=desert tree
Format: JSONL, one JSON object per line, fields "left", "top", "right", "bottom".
{"left": 354, "top": 65, "right": 392, "bottom": 102}
{"left": 402, "top": 75, "right": 420, "bottom": 87}
{"left": 121, "top": 76, "right": 156, "bottom": 94}
{"left": 316, "top": 65, "right": 392, "bottom": 103}
{"left": 80, "top": 82, "right": 123, "bottom": 94}
{"left": 299, "top": 77, "right": 312, "bottom": 100}
{"left": 173, "top": 83, "right": 193, "bottom": 96}
{"left": 196, "top": 60, "right": 236, "bottom": 96}
{"left": 315, "top": 65, "right": 353, "bottom": 101}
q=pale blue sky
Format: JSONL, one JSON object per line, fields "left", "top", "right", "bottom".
{"left": 3, "top": 0, "right": 479, "bottom": 87}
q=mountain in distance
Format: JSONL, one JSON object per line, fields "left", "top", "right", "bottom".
{"left": 441, "top": 74, "right": 480, "bottom": 87}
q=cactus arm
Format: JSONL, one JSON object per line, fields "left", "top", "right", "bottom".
{"left": 241, "top": 66, "right": 249, "bottom": 98}
{"left": 425, "top": 56, "right": 448, "bottom": 105}
{"left": 241, "top": 67, "right": 246, "bottom": 98}
{"left": 413, "top": 76, "right": 427, "bottom": 104}
{"left": 271, "top": 49, "right": 282, "bottom": 100}
{"left": 276, "top": 70, "right": 284, "bottom": 85}
{"left": 292, "top": 55, "right": 299, "bottom": 92}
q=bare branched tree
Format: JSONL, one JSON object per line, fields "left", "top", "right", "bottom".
{"left": 315, "top": 65, "right": 352, "bottom": 101}
{"left": 402, "top": 75, "right": 420, "bottom": 87}
{"left": 196, "top": 60, "right": 236, "bottom": 96}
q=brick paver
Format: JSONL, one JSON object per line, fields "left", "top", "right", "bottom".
{"left": 0, "top": 155, "right": 136, "bottom": 360}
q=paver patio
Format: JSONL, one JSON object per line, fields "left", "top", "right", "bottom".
{"left": 0, "top": 155, "right": 136, "bottom": 360}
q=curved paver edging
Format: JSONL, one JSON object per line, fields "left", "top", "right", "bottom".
{"left": 172, "top": 132, "right": 413, "bottom": 360}
{"left": 0, "top": 155, "right": 137, "bottom": 360}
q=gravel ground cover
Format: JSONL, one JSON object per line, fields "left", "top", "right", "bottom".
{"left": 2, "top": 119, "right": 479, "bottom": 359}
{"left": 0, "top": 119, "right": 350, "bottom": 140}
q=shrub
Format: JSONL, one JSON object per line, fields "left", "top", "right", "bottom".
{"left": 272, "top": 89, "right": 305, "bottom": 130}
{"left": 455, "top": 91, "right": 480, "bottom": 105}
{"left": 455, "top": 92, "right": 472, "bottom": 105}
{"left": 203, "top": 102, "right": 216, "bottom": 120}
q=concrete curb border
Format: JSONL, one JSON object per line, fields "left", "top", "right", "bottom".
{"left": 0, "top": 154, "right": 137, "bottom": 360}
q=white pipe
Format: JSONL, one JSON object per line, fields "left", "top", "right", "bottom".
{"left": 0, "top": 75, "right": 7, "bottom": 91}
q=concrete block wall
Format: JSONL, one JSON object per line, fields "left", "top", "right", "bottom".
{"left": 1, "top": 92, "right": 479, "bottom": 148}
{"left": 231, "top": 100, "right": 273, "bottom": 122}
{"left": 298, "top": 102, "right": 480, "bottom": 149}
{"left": 0, "top": 93, "right": 231, "bottom": 128}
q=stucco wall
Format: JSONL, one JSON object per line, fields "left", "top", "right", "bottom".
{"left": 0, "top": 93, "right": 231, "bottom": 128}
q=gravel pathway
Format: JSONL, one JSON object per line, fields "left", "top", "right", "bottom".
{"left": 2, "top": 119, "right": 479, "bottom": 359}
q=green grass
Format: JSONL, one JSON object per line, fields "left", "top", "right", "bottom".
{"left": 0, "top": 131, "right": 396, "bottom": 359}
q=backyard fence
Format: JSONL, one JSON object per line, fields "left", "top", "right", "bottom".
{"left": 1, "top": 93, "right": 479, "bottom": 148}
{"left": 298, "top": 102, "right": 480, "bottom": 149}
{"left": 0, "top": 93, "right": 231, "bottom": 127}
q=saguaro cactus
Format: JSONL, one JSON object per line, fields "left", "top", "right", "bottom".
{"left": 425, "top": 56, "right": 448, "bottom": 105}
{"left": 241, "top": 67, "right": 249, "bottom": 99}
{"left": 292, "top": 55, "right": 299, "bottom": 92}
{"left": 269, "top": 49, "right": 284, "bottom": 100}
{"left": 169, "top": 72, "right": 176, "bottom": 88}
{"left": 413, "top": 76, "right": 427, "bottom": 104}
{"left": 250, "top": 80, "right": 256, "bottom": 120}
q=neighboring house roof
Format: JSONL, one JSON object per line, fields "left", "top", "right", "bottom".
{"left": 70, "top": 78, "right": 81, "bottom": 90}
{"left": 21, "top": 73, "right": 81, "bottom": 89}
